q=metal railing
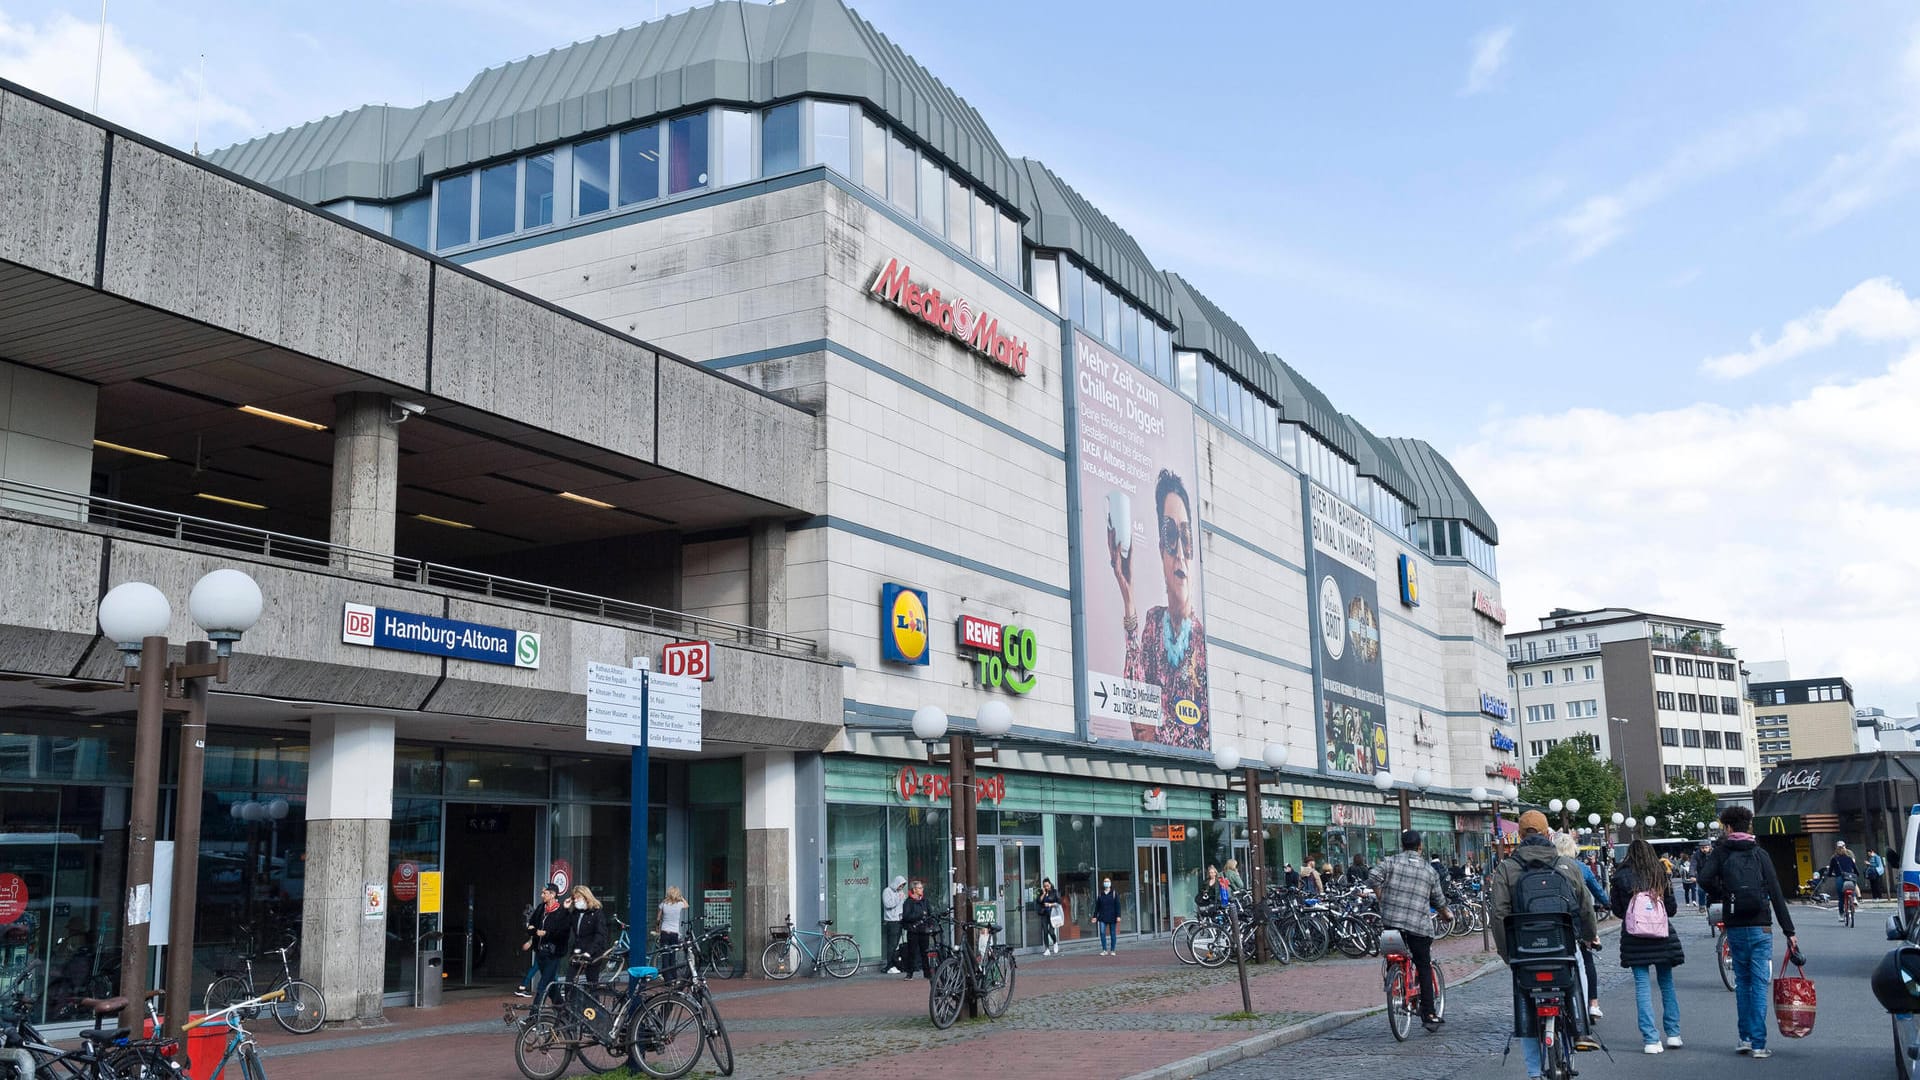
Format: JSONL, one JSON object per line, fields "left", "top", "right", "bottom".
{"left": 0, "top": 478, "right": 821, "bottom": 658}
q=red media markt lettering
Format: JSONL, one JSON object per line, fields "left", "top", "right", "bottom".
{"left": 870, "top": 259, "right": 1030, "bottom": 377}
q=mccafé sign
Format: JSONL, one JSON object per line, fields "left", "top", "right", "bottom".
{"left": 871, "top": 259, "right": 1031, "bottom": 377}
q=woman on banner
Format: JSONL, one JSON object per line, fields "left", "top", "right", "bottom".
{"left": 1109, "top": 468, "right": 1209, "bottom": 749}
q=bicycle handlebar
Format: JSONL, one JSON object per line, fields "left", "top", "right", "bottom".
{"left": 184, "top": 989, "right": 287, "bottom": 1029}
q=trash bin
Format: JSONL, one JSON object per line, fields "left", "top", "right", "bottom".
{"left": 183, "top": 1015, "right": 227, "bottom": 1080}
{"left": 416, "top": 945, "right": 444, "bottom": 1008}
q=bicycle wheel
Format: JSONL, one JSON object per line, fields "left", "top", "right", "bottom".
{"left": 629, "top": 992, "right": 702, "bottom": 1080}
{"left": 1386, "top": 967, "right": 1412, "bottom": 1041}
{"left": 701, "top": 995, "right": 734, "bottom": 1076}
{"left": 1334, "top": 918, "right": 1371, "bottom": 959}
{"left": 1263, "top": 920, "right": 1292, "bottom": 964}
{"left": 1291, "top": 917, "right": 1330, "bottom": 962}
{"left": 978, "top": 949, "right": 1016, "bottom": 1019}
{"left": 239, "top": 1041, "right": 269, "bottom": 1080}
{"left": 273, "top": 979, "right": 326, "bottom": 1034}
{"left": 1430, "top": 960, "right": 1448, "bottom": 1020}
{"left": 514, "top": 1017, "right": 574, "bottom": 1080}
{"left": 1193, "top": 924, "right": 1229, "bottom": 968}
{"left": 578, "top": 986, "right": 632, "bottom": 1074}
{"left": 204, "top": 975, "right": 250, "bottom": 1015}
{"left": 928, "top": 957, "right": 966, "bottom": 1029}
{"left": 104, "top": 1045, "right": 182, "bottom": 1079}
{"left": 760, "top": 938, "right": 800, "bottom": 980}
{"left": 820, "top": 935, "right": 861, "bottom": 979}
{"left": 706, "top": 938, "right": 736, "bottom": 979}
{"left": 1172, "top": 921, "right": 1201, "bottom": 965}
{"left": 1716, "top": 930, "right": 1735, "bottom": 992}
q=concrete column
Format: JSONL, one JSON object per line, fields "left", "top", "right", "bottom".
{"left": 742, "top": 751, "right": 795, "bottom": 973}
{"left": 301, "top": 714, "right": 396, "bottom": 1022}
{"left": 748, "top": 518, "right": 788, "bottom": 633}
{"left": 328, "top": 392, "right": 399, "bottom": 567}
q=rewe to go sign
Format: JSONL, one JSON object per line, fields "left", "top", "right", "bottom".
{"left": 957, "top": 616, "right": 1037, "bottom": 695}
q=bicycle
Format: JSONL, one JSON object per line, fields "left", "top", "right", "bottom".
{"left": 1839, "top": 874, "right": 1859, "bottom": 928}
{"left": 927, "top": 916, "right": 1015, "bottom": 1029}
{"left": 1379, "top": 930, "right": 1446, "bottom": 1040}
{"left": 182, "top": 989, "right": 287, "bottom": 1080}
{"left": 657, "top": 937, "right": 733, "bottom": 1076}
{"left": 1709, "top": 908, "right": 1734, "bottom": 992}
{"left": 508, "top": 962, "right": 702, "bottom": 1080}
{"left": 760, "top": 915, "right": 860, "bottom": 979}
{"left": 203, "top": 942, "right": 325, "bottom": 1034}
{"left": 2, "top": 964, "right": 183, "bottom": 1080}
{"left": 1504, "top": 913, "right": 1582, "bottom": 1080}
{"left": 690, "top": 922, "right": 736, "bottom": 980}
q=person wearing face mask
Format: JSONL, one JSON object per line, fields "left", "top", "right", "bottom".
{"left": 567, "top": 885, "right": 609, "bottom": 980}
{"left": 1093, "top": 877, "right": 1122, "bottom": 955}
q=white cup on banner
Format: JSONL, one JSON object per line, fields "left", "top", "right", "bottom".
{"left": 1107, "top": 491, "right": 1131, "bottom": 556}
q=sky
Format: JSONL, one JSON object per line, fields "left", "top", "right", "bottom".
{"left": 5, "top": 1, "right": 1920, "bottom": 711}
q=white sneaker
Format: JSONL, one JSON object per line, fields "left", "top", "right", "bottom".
{"left": 1751, "top": 1049, "right": 1772, "bottom": 1059}
{"left": 1666, "top": 1036, "right": 1684, "bottom": 1048}
{"left": 1590, "top": 1003, "right": 1604, "bottom": 1020}
{"left": 885, "top": 966, "right": 899, "bottom": 974}
{"left": 1737, "top": 1041, "right": 1752, "bottom": 1054}
{"left": 1644, "top": 1044, "right": 1665, "bottom": 1055}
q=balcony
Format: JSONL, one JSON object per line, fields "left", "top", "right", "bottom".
{"left": 1649, "top": 633, "right": 1736, "bottom": 660}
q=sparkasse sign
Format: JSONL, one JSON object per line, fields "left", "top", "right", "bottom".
{"left": 870, "top": 258, "right": 1030, "bottom": 377}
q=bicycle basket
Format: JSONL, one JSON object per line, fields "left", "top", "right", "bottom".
{"left": 1377, "top": 930, "right": 1409, "bottom": 959}
{"left": 1503, "top": 913, "right": 1576, "bottom": 960}
{"left": 768, "top": 925, "right": 791, "bottom": 940}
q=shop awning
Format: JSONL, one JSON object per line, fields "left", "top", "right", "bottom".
{"left": 1753, "top": 752, "right": 1920, "bottom": 816}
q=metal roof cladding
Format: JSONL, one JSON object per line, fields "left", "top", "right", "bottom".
{"left": 1383, "top": 437, "right": 1500, "bottom": 544}
{"left": 1017, "top": 159, "right": 1174, "bottom": 324}
{"left": 1266, "top": 351, "right": 1360, "bottom": 464}
{"left": 207, "top": 0, "right": 1024, "bottom": 212}
{"left": 1340, "top": 414, "right": 1420, "bottom": 508}
{"left": 1164, "top": 272, "right": 1279, "bottom": 402}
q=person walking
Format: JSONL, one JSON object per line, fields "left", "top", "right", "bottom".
{"left": 1698, "top": 805, "right": 1799, "bottom": 1059}
{"left": 656, "top": 883, "right": 688, "bottom": 978}
{"left": 1036, "top": 877, "right": 1062, "bottom": 955}
{"left": 881, "top": 875, "right": 908, "bottom": 972}
{"left": 1610, "top": 838, "right": 1685, "bottom": 1054}
{"left": 1094, "top": 877, "right": 1121, "bottom": 955}
{"left": 568, "top": 885, "right": 609, "bottom": 979}
{"left": 1369, "top": 829, "right": 1450, "bottom": 1028}
{"left": 1870, "top": 849, "right": 1888, "bottom": 900}
{"left": 1490, "top": 810, "right": 1600, "bottom": 1078}
{"left": 1554, "top": 831, "right": 1609, "bottom": 1023}
{"left": 527, "top": 882, "right": 571, "bottom": 1007}
{"left": 900, "top": 880, "right": 932, "bottom": 980}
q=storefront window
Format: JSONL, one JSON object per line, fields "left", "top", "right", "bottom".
{"left": 1052, "top": 814, "right": 1094, "bottom": 941}
{"left": 887, "top": 805, "right": 950, "bottom": 905}
{"left": 442, "top": 750, "right": 548, "bottom": 799}
{"left": 1095, "top": 816, "right": 1134, "bottom": 934}
{"left": 827, "top": 805, "right": 886, "bottom": 959}
{"left": 0, "top": 782, "right": 127, "bottom": 1024}
{"left": 384, "top": 797, "right": 441, "bottom": 995}
{"left": 687, "top": 760, "right": 741, "bottom": 949}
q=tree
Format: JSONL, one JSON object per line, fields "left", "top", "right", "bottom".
{"left": 1518, "top": 741, "right": 1625, "bottom": 826}
{"left": 1639, "top": 776, "right": 1718, "bottom": 840}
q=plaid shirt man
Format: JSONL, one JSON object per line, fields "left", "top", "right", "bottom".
{"left": 1369, "top": 849, "right": 1446, "bottom": 937}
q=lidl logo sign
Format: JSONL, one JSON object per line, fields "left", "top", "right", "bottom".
{"left": 881, "top": 583, "right": 931, "bottom": 665}
{"left": 1397, "top": 553, "right": 1420, "bottom": 608}
{"left": 1173, "top": 698, "right": 1203, "bottom": 727}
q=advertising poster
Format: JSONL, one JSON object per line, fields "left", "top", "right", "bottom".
{"left": 1074, "top": 330, "right": 1211, "bottom": 750}
{"left": 1310, "top": 482, "right": 1389, "bottom": 776}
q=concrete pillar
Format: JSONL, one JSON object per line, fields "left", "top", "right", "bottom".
{"left": 748, "top": 518, "right": 787, "bottom": 633}
{"left": 301, "top": 714, "right": 396, "bottom": 1022}
{"left": 328, "top": 392, "right": 399, "bottom": 567}
{"left": 742, "top": 751, "right": 795, "bottom": 973}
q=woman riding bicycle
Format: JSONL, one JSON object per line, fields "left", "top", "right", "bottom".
{"left": 1824, "top": 842, "right": 1860, "bottom": 923}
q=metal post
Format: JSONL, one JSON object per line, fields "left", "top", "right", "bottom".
{"left": 1243, "top": 767, "right": 1267, "bottom": 963}
{"left": 1398, "top": 789, "right": 1412, "bottom": 832}
{"left": 1229, "top": 898, "right": 1253, "bottom": 1014}
{"left": 163, "top": 641, "right": 212, "bottom": 1047}
{"left": 629, "top": 674, "right": 651, "bottom": 968}
{"left": 950, "top": 733, "right": 978, "bottom": 1019}
{"left": 1482, "top": 796, "right": 1499, "bottom": 954}
{"left": 120, "top": 635, "right": 168, "bottom": 1034}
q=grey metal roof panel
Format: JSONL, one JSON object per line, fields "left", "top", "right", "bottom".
{"left": 1017, "top": 158, "right": 1172, "bottom": 322}
{"left": 1163, "top": 272, "right": 1278, "bottom": 402}
{"left": 1341, "top": 414, "right": 1419, "bottom": 506}
{"left": 1266, "top": 352, "right": 1359, "bottom": 463}
{"left": 211, "top": 0, "right": 1023, "bottom": 212}
{"left": 1384, "top": 437, "right": 1500, "bottom": 544}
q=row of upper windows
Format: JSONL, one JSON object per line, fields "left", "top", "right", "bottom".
{"left": 1529, "top": 734, "right": 1599, "bottom": 757}
{"left": 1421, "top": 517, "right": 1497, "bottom": 577}
{"left": 1511, "top": 664, "right": 1599, "bottom": 687}
{"left": 1659, "top": 727, "right": 1745, "bottom": 749}
{"left": 1654, "top": 691, "right": 1742, "bottom": 713}
{"left": 1652, "top": 656, "right": 1738, "bottom": 680}
{"left": 1666, "top": 764, "right": 1747, "bottom": 786}
{"left": 1511, "top": 634, "right": 1601, "bottom": 660}
{"left": 323, "top": 98, "right": 1022, "bottom": 286}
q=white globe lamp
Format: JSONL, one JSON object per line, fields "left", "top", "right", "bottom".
{"left": 976, "top": 699, "right": 1013, "bottom": 739}
{"left": 1470, "top": 786, "right": 1489, "bottom": 803}
{"left": 1548, "top": 798, "right": 1564, "bottom": 814}
{"left": 910, "top": 706, "right": 948, "bottom": 742}
{"left": 1413, "top": 768, "right": 1433, "bottom": 790}
{"left": 1503, "top": 783, "right": 1519, "bottom": 801}
{"left": 99, "top": 582, "right": 172, "bottom": 649}
{"left": 1588, "top": 812, "right": 1602, "bottom": 826}
{"left": 1213, "top": 742, "right": 1241, "bottom": 772}
{"left": 1263, "top": 743, "right": 1289, "bottom": 770}
{"left": 1372, "top": 771, "right": 1395, "bottom": 792}
{"left": 1566, "top": 798, "right": 1581, "bottom": 814}
{"left": 189, "top": 569, "right": 264, "bottom": 656}
{"left": 1611, "top": 812, "right": 1624, "bottom": 825}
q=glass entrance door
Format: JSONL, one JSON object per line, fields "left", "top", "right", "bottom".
{"left": 1001, "top": 839, "right": 1040, "bottom": 948}
{"left": 1134, "top": 841, "right": 1171, "bottom": 935}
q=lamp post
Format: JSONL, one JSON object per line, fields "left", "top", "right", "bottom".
{"left": 1609, "top": 716, "right": 1633, "bottom": 812}
{"left": 97, "top": 569, "right": 263, "bottom": 1043}
{"left": 912, "top": 700, "right": 1012, "bottom": 1020}
{"left": 1214, "top": 738, "right": 1290, "bottom": 964}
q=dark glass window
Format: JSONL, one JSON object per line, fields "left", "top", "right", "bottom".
{"left": 524, "top": 152, "right": 555, "bottom": 228}
{"left": 810, "top": 100, "right": 852, "bottom": 176}
{"left": 391, "top": 195, "right": 430, "bottom": 248}
{"left": 618, "top": 125, "right": 660, "bottom": 205}
{"left": 668, "top": 113, "right": 709, "bottom": 194}
{"left": 575, "top": 137, "right": 611, "bottom": 215}
{"left": 763, "top": 101, "right": 801, "bottom": 175}
{"left": 477, "top": 161, "right": 517, "bottom": 240}
{"left": 435, "top": 171, "right": 471, "bottom": 248}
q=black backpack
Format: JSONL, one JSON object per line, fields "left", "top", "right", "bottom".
{"left": 1719, "top": 847, "right": 1770, "bottom": 919}
{"left": 1509, "top": 855, "right": 1581, "bottom": 915}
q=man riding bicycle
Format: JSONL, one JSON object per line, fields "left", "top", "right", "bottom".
{"left": 1824, "top": 842, "right": 1860, "bottom": 923}
{"left": 1369, "top": 828, "right": 1451, "bottom": 1027}
{"left": 1491, "top": 810, "right": 1601, "bottom": 1075}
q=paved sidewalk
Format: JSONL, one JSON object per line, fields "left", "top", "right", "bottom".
{"left": 252, "top": 933, "right": 1509, "bottom": 1079}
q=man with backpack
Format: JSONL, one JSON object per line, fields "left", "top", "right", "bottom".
{"left": 1491, "top": 810, "right": 1601, "bottom": 1075}
{"left": 1698, "top": 805, "right": 1799, "bottom": 1059}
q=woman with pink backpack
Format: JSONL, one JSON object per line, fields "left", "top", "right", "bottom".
{"left": 1609, "top": 837, "right": 1687, "bottom": 1054}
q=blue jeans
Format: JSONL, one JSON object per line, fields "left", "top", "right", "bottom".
{"left": 1098, "top": 921, "right": 1117, "bottom": 950}
{"left": 1520, "top": 1037, "right": 1542, "bottom": 1077}
{"left": 1632, "top": 965, "right": 1681, "bottom": 1044}
{"left": 1726, "top": 926, "right": 1772, "bottom": 1050}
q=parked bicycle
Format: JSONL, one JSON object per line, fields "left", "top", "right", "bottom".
{"left": 182, "top": 989, "right": 288, "bottom": 1080}
{"left": 760, "top": 915, "right": 860, "bottom": 979}
{"left": 507, "top": 959, "right": 703, "bottom": 1080}
{"left": 1379, "top": 930, "right": 1446, "bottom": 1040}
{"left": 656, "top": 936, "right": 733, "bottom": 1076}
{"left": 203, "top": 941, "right": 325, "bottom": 1034}
{"left": 927, "top": 915, "right": 1015, "bottom": 1029}
{"left": 2, "top": 964, "right": 183, "bottom": 1079}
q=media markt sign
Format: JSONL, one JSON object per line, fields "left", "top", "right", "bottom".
{"left": 870, "top": 258, "right": 1031, "bottom": 376}
{"left": 342, "top": 603, "right": 540, "bottom": 668}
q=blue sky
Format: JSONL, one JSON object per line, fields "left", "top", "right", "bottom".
{"left": 6, "top": 1, "right": 1920, "bottom": 712}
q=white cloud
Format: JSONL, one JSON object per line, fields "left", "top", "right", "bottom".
{"left": 1702, "top": 276, "right": 1920, "bottom": 379}
{"left": 0, "top": 10, "right": 252, "bottom": 149}
{"left": 1545, "top": 110, "right": 1806, "bottom": 261}
{"left": 1461, "top": 26, "right": 1514, "bottom": 97}
{"left": 1456, "top": 306, "right": 1920, "bottom": 712}
{"left": 1786, "top": 25, "right": 1920, "bottom": 230}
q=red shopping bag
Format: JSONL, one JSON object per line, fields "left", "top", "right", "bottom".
{"left": 1772, "top": 955, "right": 1816, "bottom": 1038}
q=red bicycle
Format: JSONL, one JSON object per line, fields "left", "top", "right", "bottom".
{"left": 1379, "top": 931, "right": 1446, "bottom": 1040}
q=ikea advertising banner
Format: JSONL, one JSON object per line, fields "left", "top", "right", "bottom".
{"left": 1310, "top": 483, "right": 1389, "bottom": 776}
{"left": 1073, "top": 330, "right": 1211, "bottom": 751}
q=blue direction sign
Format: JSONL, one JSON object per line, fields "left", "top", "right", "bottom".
{"left": 341, "top": 603, "right": 540, "bottom": 668}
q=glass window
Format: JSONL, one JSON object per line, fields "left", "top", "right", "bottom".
{"left": 938, "top": 177, "right": 973, "bottom": 256}
{"left": 1176, "top": 350, "right": 1198, "bottom": 399}
{"left": 810, "top": 100, "right": 852, "bottom": 176}
{"left": 721, "top": 109, "right": 753, "bottom": 185}
{"left": 435, "top": 171, "right": 471, "bottom": 248}
{"left": 575, "top": 136, "right": 611, "bottom": 216}
{"left": 668, "top": 113, "right": 709, "bottom": 194}
{"left": 1102, "top": 281, "right": 1122, "bottom": 344}
{"left": 861, "top": 113, "right": 887, "bottom": 194}
{"left": 349, "top": 202, "right": 386, "bottom": 230}
{"left": 973, "top": 193, "right": 995, "bottom": 267}
{"left": 998, "top": 213, "right": 1020, "bottom": 280}
{"left": 618, "top": 124, "right": 660, "bottom": 205}
{"left": 476, "top": 161, "right": 517, "bottom": 240}
{"left": 1032, "top": 253, "right": 1060, "bottom": 313}
{"left": 1121, "top": 302, "right": 1140, "bottom": 361}
{"left": 523, "top": 151, "right": 555, "bottom": 228}
{"left": 888, "top": 135, "right": 916, "bottom": 214}
{"left": 918, "top": 155, "right": 944, "bottom": 233}
{"left": 1082, "top": 272, "right": 1101, "bottom": 337}
{"left": 827, "top": 805, "right": 887, "bottom": 960}
{"left": 762, "top": 101, "right": 800, "bottom": 176}
{"left": 391, "top": 195, "right": 431, "bottom": 248}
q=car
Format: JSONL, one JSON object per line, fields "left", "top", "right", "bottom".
{"left": 1876, "top": 912, "right": 1920, "bottom": 1080}
{"left": 1900, "top": 803, "right": 1920, "bottom": 931}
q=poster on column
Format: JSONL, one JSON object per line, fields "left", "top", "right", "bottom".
{"left": 1073, "top": 329, "right": 1211, "bottom": 751}
{"left": 1310, "top": 482, "right": 1388, "bottom": 777}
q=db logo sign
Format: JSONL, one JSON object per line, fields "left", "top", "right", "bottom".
{"left": 342, "top": 603, "right": 376, "bottom": 645}
{"left": 661, "top": 641, "right": 712, "bottom": 681}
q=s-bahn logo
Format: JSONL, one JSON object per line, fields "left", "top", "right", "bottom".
{"left": 871, "top": 258, "right": 1030, "bottom": 377}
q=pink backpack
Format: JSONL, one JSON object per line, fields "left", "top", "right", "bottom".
{"left": 1624, "top": 889, "right": 1669, "bottom": 938}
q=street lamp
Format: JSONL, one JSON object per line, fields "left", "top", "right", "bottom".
{"left": 1608, "top": 716, "right": 1634, "bottom": 811}
{"left": 99, "top": 569, "right": 263, "bottom": 1042}
{"left": 913, "top": 699, "right": 1011, "bottom": 1019}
